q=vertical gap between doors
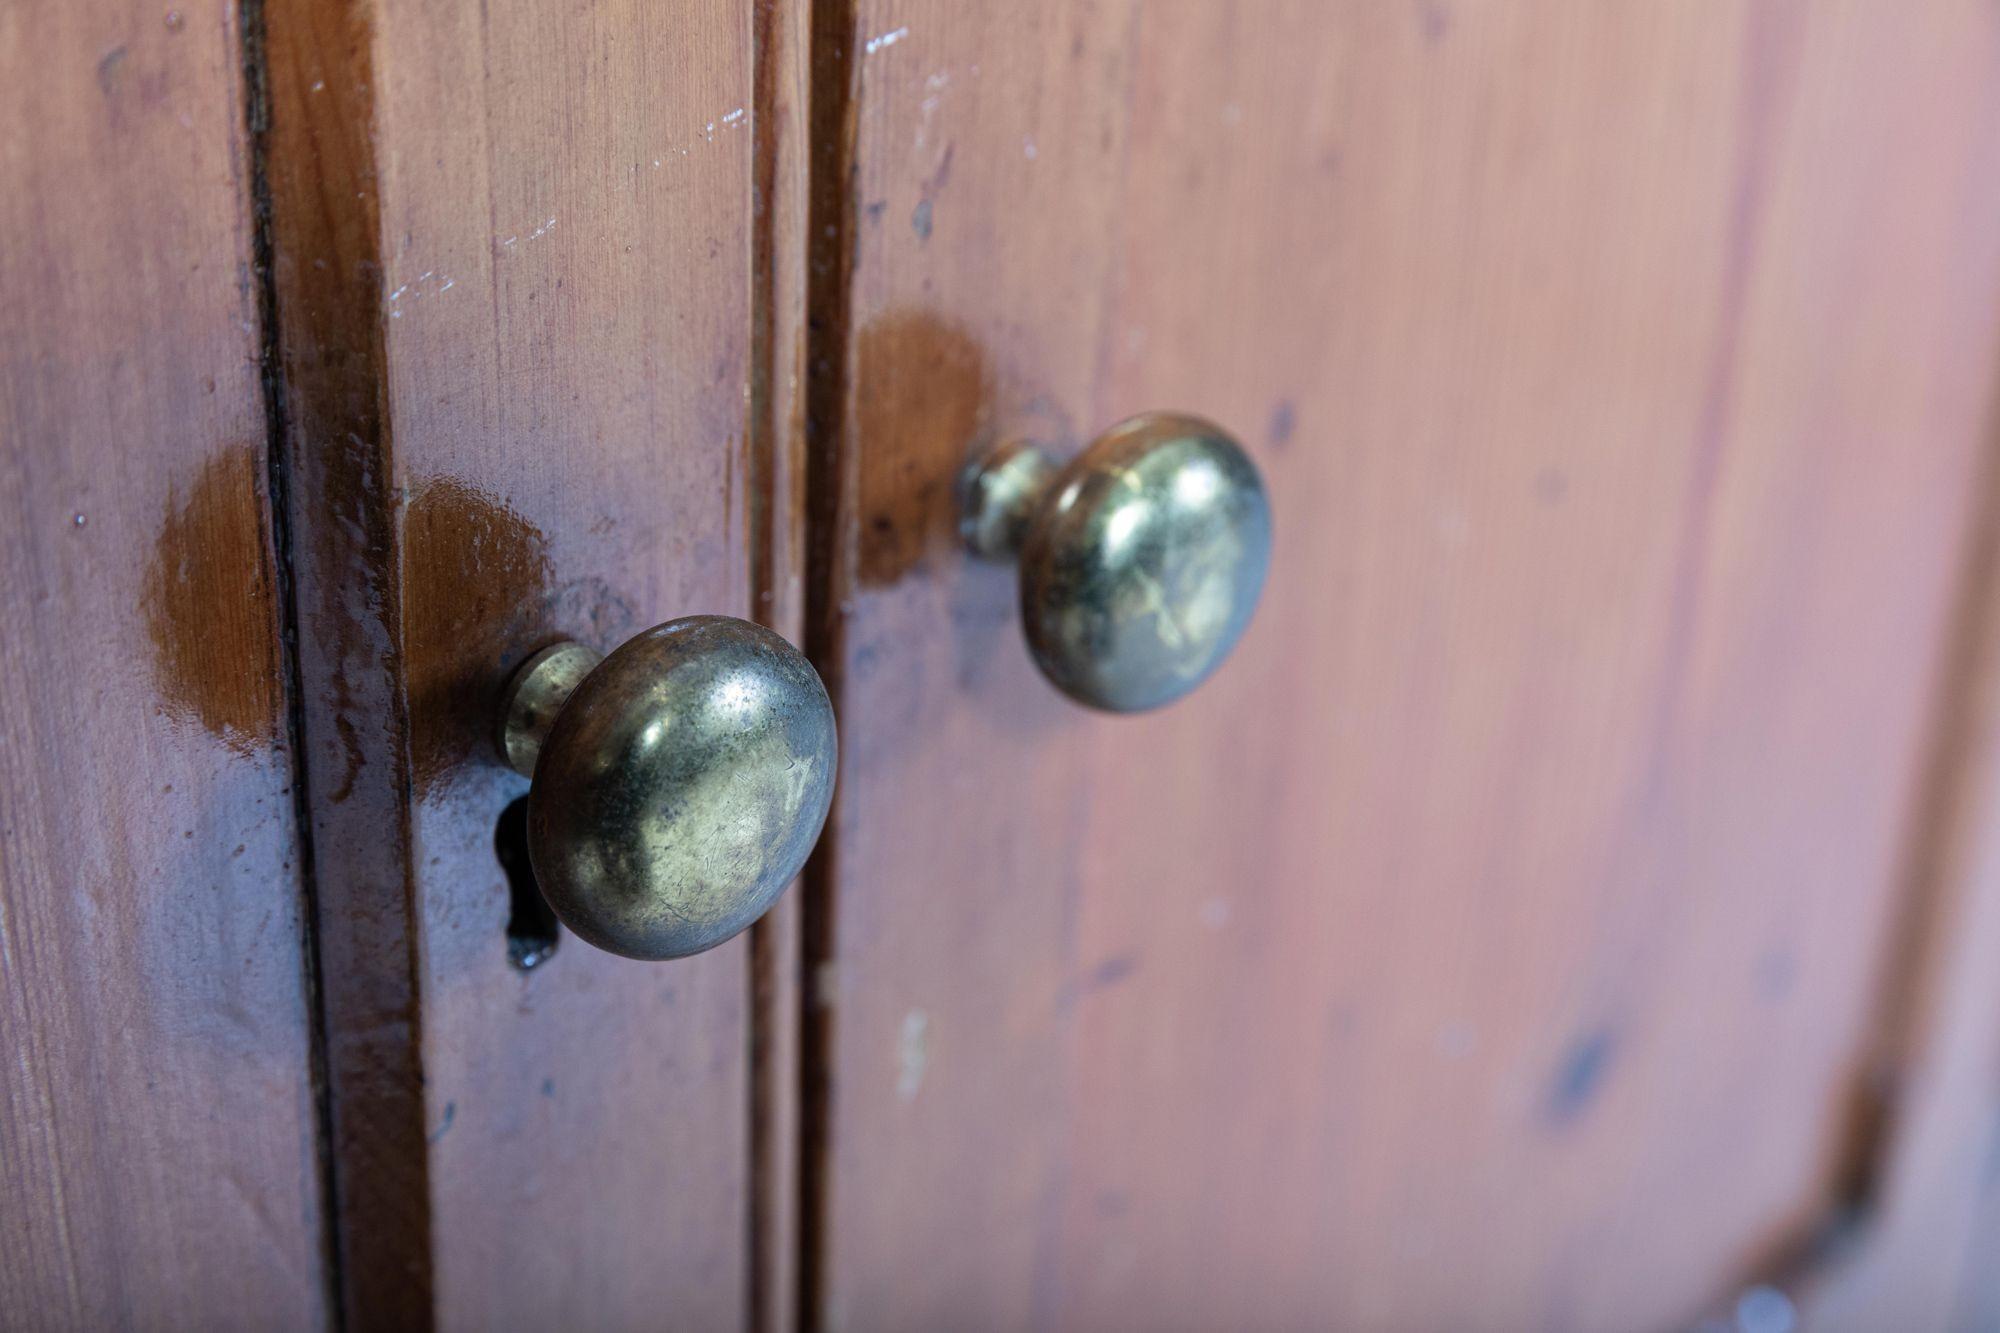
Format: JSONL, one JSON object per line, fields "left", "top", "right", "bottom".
{"left": 798, "top": 0, "right": 862, "bottom": 1329}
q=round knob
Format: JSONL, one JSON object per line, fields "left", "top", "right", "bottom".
{"left": 960, "top": 412, "right": 1273, "bottom": 712}
{"left": 495, "top": 616, "right": 836, "bottom": 961}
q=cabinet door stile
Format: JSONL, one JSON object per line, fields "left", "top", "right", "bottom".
{"left": 259, "top": 0, "right": 803, "bottom": 1325}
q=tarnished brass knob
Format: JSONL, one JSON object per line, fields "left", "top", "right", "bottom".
{"left": 496, "top": 616, "right": 836, "bottom": 961}
{"left": 960, "top": 412, "right": 1273, "bottom": 712}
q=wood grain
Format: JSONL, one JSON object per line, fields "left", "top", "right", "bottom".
{"left": 261, "top": 0, "right": 804, "bottom": 1325}
{"left": 0, "top": 0, "right": 328, "bottom": 1325}
{"left": 804, "top": 4, "right": 2000, "bottom": 1328}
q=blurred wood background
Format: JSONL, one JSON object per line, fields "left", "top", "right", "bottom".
{"left": 5, "top": 2, "right": 2000, "bottom": 1329}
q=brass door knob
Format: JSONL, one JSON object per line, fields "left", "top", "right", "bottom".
{"left": 960, "top": 412, "right": 1273, "bottom": 712}
{"left": 495, "top": 616, "right": 836, "bottom": 961}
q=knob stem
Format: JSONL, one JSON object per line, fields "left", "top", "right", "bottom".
{"left": 959, "top": 441, "right": 1057, "bottom": 561}
{"left": 497, "top": 641, "right": 604, "bottom": 777}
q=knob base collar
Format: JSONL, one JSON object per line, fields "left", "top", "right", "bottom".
{"left": 497, "top": 641, "right": 605, "bottom": 777}
{"left": 959, "top": 440, "right": 1057, "bottom": 561}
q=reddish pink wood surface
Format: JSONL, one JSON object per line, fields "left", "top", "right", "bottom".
{"left": 805, "top": 5, "right": 2000, "bottom": 1328}
{"left": 0, "top": 0, "right": 329, "bottom": 1324}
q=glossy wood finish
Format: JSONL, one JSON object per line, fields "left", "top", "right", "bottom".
{"left": 804, "top": 4, "right": 2000, "bottom": 1328}
{"left": 0, "top": 1, "right": 328, "bottom": 1325}
{"left": 261, "top": 0, "right": 806, "bottom": 1325}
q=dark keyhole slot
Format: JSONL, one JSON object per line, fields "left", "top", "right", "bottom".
{"left": 496, "top": 796, "right": 559, "bottom": 971}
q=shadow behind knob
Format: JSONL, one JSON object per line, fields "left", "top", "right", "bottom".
{"left": 525, "top": 616, "right": 835, "bottom": 961}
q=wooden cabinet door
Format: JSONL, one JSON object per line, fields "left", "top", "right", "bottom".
{"left": 260, "top": 0, "right": 807, "bottom": 1327}
{"left": 802, "top": 5, "right": 2000, "bottom": 1329}
{"left": 5, "top": 1, "right": 808, "bottom": 1328}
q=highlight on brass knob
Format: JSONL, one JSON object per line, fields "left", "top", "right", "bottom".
{"left": 960, "top": 411, "right": 1273, "bottom": 712}
{"left": 495, "top": 616, "right": 836, "bottom": 962}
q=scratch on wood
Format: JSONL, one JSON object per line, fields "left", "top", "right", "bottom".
{"left": 896, "top": 1010, "right": 929, "bottom": 1102}
{"left": 864, "top": 26, "right": 909, "bottom": 56}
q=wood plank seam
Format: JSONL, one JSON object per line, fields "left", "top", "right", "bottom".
{"left": 258, "top": 0, "right": 436, "bottom": 1322}
{"left": 238, "top": 0, "right": 348, "bottom": 1323}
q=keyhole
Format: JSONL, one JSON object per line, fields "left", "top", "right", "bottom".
{"left": 496, "top": 796, "right": 559, "bottom": 971}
